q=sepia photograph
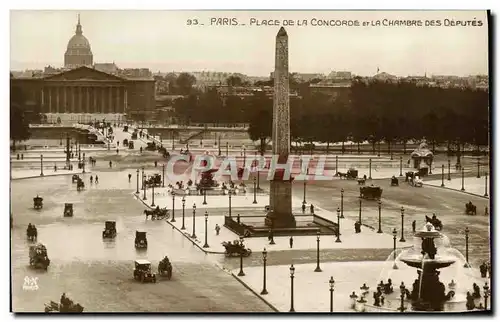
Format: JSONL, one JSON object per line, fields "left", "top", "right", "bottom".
{"left": 8, "top": 8, "right": 491, "bottom": 313}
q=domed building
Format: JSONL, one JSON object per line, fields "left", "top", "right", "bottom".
{"left": 64, "top": 15, "right": 93, "bottom": 68}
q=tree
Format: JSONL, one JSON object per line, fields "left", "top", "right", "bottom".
{"left": 10, "top": 84, "right": 31, "bottom": 151}
{"left": 176, "top": 73, "right": 197, "bottom": 95}
{"left": 248, "top": 92, "right": 272, "bottom": 155}
{"left": 226, "top": 75, "right": 243, "bottom": 87}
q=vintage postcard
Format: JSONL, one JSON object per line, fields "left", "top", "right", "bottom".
{"left": 10, "top": 10, "right": 490, "bottom": 313}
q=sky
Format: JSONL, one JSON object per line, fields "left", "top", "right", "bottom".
{"left": 10, "top": 10, "right": 489, "bottom": 77}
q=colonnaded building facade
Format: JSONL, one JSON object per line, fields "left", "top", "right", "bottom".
{"left": 11, "top": 15, "right": 155, "bottom": 123}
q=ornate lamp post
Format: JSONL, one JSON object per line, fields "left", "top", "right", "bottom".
{"left": 358, "top": 197, "right": 362, "bottom": 225}
{"left": 136, "top": 169, "right": 139, "bottom": 194}
{"left": 82, "top": 152, "right": 86, "bottom": 173}
{"left": 40, "top": 154, "right": 44, "bottom": 176}
{"left": 260, "top": 248, "right": 268, "bottom": 295}
{"left": 340, "top": 188, "right": 345, "bottom": 218}
{"left": 314, "top": 232, "right": 322, "bottom": 272}
{"left": 181, "top": 196, "right": 186, "bottom": 229}
{"left": 228, "top": 190, "right": 232, "bottom": 217}
{"left": 257, "top": 165, "right": 261, "bottom": 190}
{"left": 151, "top": 183, "right": 155, "bottom": 207}
{"left": 253, "top": 176, "right": 257, "bottom": 204}
{"left": 377, "top": 200, "right": 382, "bottom": 233}
{"left": 464, "top": 227, "right": 470, "bottom": 268}
{"left": 289, "top": 264, "right": 295, "bottom": 312}
{"left": 202, "top": 188, "right": 207, "bottom": 205}
{"left": 441, "top": 164, "right": 445, "bottom": 187}
{"left": 477, "top": 157, "right": 481, "bottom": 178}
{"left": 484, "top": 172, "right": 488, "bottom": 197}
{"left": 203, "top": 211, "right": 209, "bottom": 248}
{"left": 447, "top": 159, "right": 451, "bottom": 180}
{"left": 142, "top": 175, "right": 147, "bottom": 200}
{"left": 238, "top": 236, "right": 245, "bottom": 276}
{"left": 461, "top": 167, "right": 465, "bottom": 191}
{"left": 303, "top": 167, "right": 308, "bottom": 204}
{"left": 392, "top": 228, "right": 398, "bottom": 269}
{"left": 162, "top": 163, "right": 165, "bottom": 187}
{"left": 226, "top": 141, "right": 229, "bottom": 156}
{"left": 171, "top": 191, "right": 176, "bottom": 222}
{"left": 399, "top": 156, "right": 403, "bottom": 176}
{"left": 218, "top": 136, "right": 221, "bottom": 156}
{"left": 398, "top": 282, "right": 407, "bottom": 312}
{"left": 171, "top": 133, "right": 175, "bottom": 151}
{"left": 336, "top": 207, "right": 342, "bottom": 243}
{"left": 191, "top": 203, "right": 197, "bottom": 238}
{"left": 329, "top": 277, "right": 335, "bottom": 312}
{"left": 369, "top": 158, "right": 372, "bottom": 180}
{"left": 141, "top": 167, "right": 145, "bottom": 190}
{"left": 484, "top": 282, "right": 490, "bottom": 310}
{"left": 335, "top": 155, "right": 338, "bottom": 174}
{"left": 399, "top": 207, "right": 406, "bottom": 242}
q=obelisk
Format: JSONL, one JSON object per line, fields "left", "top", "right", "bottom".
{"left": 265, "top": 27, "right": 296, "bottom": 228}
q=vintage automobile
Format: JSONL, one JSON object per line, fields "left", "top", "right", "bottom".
{"left": 29, "top": 243, "right": 50, "bottom": 270}
{"left": 158, "top": 256, "right": 173, "bottom": 280}
{"left": 71, "top": 174, "right": 79, "bottom": 183}
{"left": 123, "top": 125, "right": 129, "bottom": 132}
{"left": 131, "top": 132, "right": 138, "bottom": 140}
{"left": 145, "top": 142, "right": 157, "bottom": 151}
{"left": 222, "top": 240, "right": 252, "bottom": 257}
{"left": 133, "top": 259, "right": 156, "bottom": 283}
{"left": 425, "top": 215, "right": 443, "bottom": 231}
{"left": 76, "top": 178, "right": 85, "bottom": 191}
{"left": 128, "top": 141, "right": 135, "bottom": 149}
{"left": 64, "top": 203, "right": 74, "bottom": 217}
{"left": 145, "top": 174, "right": 162, "bottom": 187}
{"left": 27, "top": 224, "right": 38, "bottom": 241}
{"left": 346, "top": 168, "right": 358, "bottom": 180}
{"left": 33, "top": 195, "right": 43, "bottom": 209}
{"left": 465, "top": 202, "right": 477, "bottom": 216}
{"left": 135, "top": 231, "right": 148, "bottom": 249}
{"left": 360, "top": 185, "right": 383, "bottom": 200}
{"left": 144, "top": 207, "right": 170, "bottom": 221}
{"left": 405, "top": 171, "right": 415, "bottom": 182}
{"left": 412, "top": 176, "right": 423, "bottom": 187}
{"left": 391, "top": 176, "right": 399, "bottom": 186}
{"left": 158, "top": 146, "right": 170, "bottom": 158}
{"left": 45, "top": 294, "right": 84, "bottom": 313}
{"left": 123, "top": 139, "right": 129, "bottom": 146}
{"left": 102, "top": 221, "right": 117, "bottom": 239}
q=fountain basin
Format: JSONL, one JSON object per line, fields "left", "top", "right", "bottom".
{"left": 400, "top": 254, "right": 456, "bottom": 270}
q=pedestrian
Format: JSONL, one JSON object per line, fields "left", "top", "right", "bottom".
{"left": 90, "top": 175, "right": 93, "bottom": 184}
{"left": 310, "top": 204, "right": 315, "bottom": 214}
{"left": 21, "top": 154, "right": 24, "bottom": 160}
{"left": 140, "top": 147, "right": 143, "bottom": 153}
{"left": 54, "top": 164, "right": 57, "bottom": 172}
{"left": 412, "top": 220, "right": 416, "bottom": 233}
{"left": 128, "top": 173, "right": 132, "bottom": 182}
{"left": 155, "top": 161, "right": 158, "bottom": 167}
{"left": 215, "top": 224, "right": 220, "bottom": 236}
{"left": 95, "top": 175, "right": 99, "bottom": 183}
{"left": 302, "top": 203, "right": 306, "bottom": 214}
{"left": 289, "top": 236, "right": 294, "bottom": 248}
{"left": 109, "top": 161, "right": 112, "bottom": 168}
{"left": 117, "top": 141, "right": 119, "bottom": 147}
{"left": 116, "top": 148, "right": 119, "bottom": 154}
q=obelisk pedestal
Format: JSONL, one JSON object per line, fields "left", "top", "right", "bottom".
{"left": 265, "top": 27, "right": 296, "bottom": 228}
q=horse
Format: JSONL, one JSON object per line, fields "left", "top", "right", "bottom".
{"left": 465, "top": 202, "right": 477, "bottom": 215}
{"left": 144, "top": 209, "right": 156, "bottom": 220}
{"left": 27, "top": 225, "right": 38, "bottom": 241}
{"left": 337, "top": 172, "right": 347, "bottom": 180}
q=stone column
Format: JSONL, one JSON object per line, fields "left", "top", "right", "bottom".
{"left": 93, "top": 87, "right": 97, "bottom": 114}
{"left": 101, "top": 87, "right": 105, "bottom": 114}
{"left": 48, "top": 87, "right": 52, "bottom": 114}
{"left": 116, "top": 87, "right": 120, "bottom": 114}
{"left": 124, "top": 88, "right": 128, "bottom": 113}
{"left": 41, "top": 88, "right": 45, "bottom": 113}
{"left": 108, "top": 87, "right": 112, "bottom": 114}
{"left": 86, "top": 87, "right": 90, "bottom": 114}
{"left": 63, "top": 86, "right": 67, "bottom": 113}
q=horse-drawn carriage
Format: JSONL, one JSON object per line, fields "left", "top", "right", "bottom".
{"left": 144, "top": 207, "right": 170, "bottom": 221}
{"left": 425, "top": 214, "right": 443, "bottom": 231}
{"left": 76, "top": 178, "right": 85, "bottom": 191}
{"left": 29, "top": 243, "right": 50, "bottom": 270}
{"left": 128, "top": 140, "right": 135, "bottom": 149}
{"left": 72, "top": 174, "right": 79, "bottom": 183}
{"left": 135, "top": 231, "right": 148, "bottom": 249}
{"left": 27, "top": 224, "right": 37, "bottom": 241}
{"left": 131, "top": 132, "right": 138, "bottom": 140}
{"left": 465, "top": 202, "right": 477, "bottom": 216}
{"left": 102, "top": 221, "right": 117, "bottom": 239}
{"left": 158, "top": 146, "right": 170, "bottom": 158}
{"left": 391, "top": 176, "right": 399, "bottom": 186}
{"left": 145, "top": 174, "right": 162, "bottom": 187}
{"left": 145, "top": 142, "right": 157, "bottom": 151}
{"left": 158, "top": 256, "right": 173, "bottom": 280}
{"left": 222, "top": 240, "right": 252, "bottom": 257}
{"left": 133, "top": 259, "right": 156, "bottom": 283}
{"left": 123, "top": 139, "right": 129, "bottom": 147}
{"left": 44, "top": 295, "right": 84, "bottom": 313}
{"left": 123, "top": 125, "right": 129, "bottom": 132}
{"left": 405, "top": 171, "right": 423, "bottom": 187}
{"left": 360, "top": 185, "right": 383, "bottom": 200}
{"left": 64, "top": 203, "right": 74, "bottom": 217}
{"left": 33, "top": 195, "right": 43, "bottom": 209}
{"left": 338, "top": 168, "right": 358, "bottom": 180}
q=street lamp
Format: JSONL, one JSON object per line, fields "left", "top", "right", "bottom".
{"left": 253, "top": 176, "right": 257, "bottom": 204}
{"left": 191, "top": 203, "right": 197, "bottom": 239}
{"left": 483, "top": 282, "right": 490, "bottom": 310}
{"left": 136, "top": 169, "right": 139, "bottom": 194}
{"left": 340, "top": 188, "right": 345, "bottom": 218}
{"left": 335, "top": 155, "right": 338, "bottom": 174}
{"left": 399, "top": 156, "right": 403, "bottom": 176}
{"left": 143, "top": 178, "right": 147, "bottom": 201}
{"left": 82, "top": 152, "right": 86, "bottom": 173}
{"left": 369, "top": 158, "right": 372, "bottom": 180}
{"left": 181, "top": 196, "right": 186, "bottom": 229}
{"left": 329, "top": 277, "right": 335, "bottom": 312}
{"left": 336, "top": 207, "right": 342, "bottom": 243}
{"left": 141, "top": 167, "right": 145, "bottom": 190}
{"left": 40, "top": 154, "right": 44, "bottom": 176}
{"left": 289, "top": 264, "right": 295, "bottom": 312}
{"left": 226, "top": 141, "right": 229, "bottom": 156}
{"left": 441, "top": 164, "right": 445, "bottom": 187}
{"left": 358, "top": 197, "right": 362, "bottom": 225}
{"left": 461, "top": 167, "right": 465, "bottom": 191}
{"left": 228, "top": 190, "right": 232, "bottom": 217}
{"left": 151, "top": 183, "right": 155, "bottom": 207}
{"left": 447, "top": 159, "right": 451, "bottom": 181}
{"left": 238, "top": 236, "right": 245, "bottom": 276}
{"left": 303, "top": 168, "right": 307, "bottom": 204}
{"left": 377, "top": 200, "right": 382, "bottom": 233}
{"left": 392, "top": 228, "right": 398, "bottom": 269}
{"left": 162, "top": 163, "right": 165, "bottom": 187}
{"left": 485, "top": 172, "right": 488, "bottom": 197}
{"left": 477, "top": 157, "right": 481, "bottom": 178}
{"left": 314, "top": 232, "right": 322, "bottom": 272}
{"left": 464, "top": 227, "right": 470, "bottom": 268}
{"left": 171, "top": 191, "right": 176, "bottom": 222}
{"left": 398, "top": 282, "right": 407, "bottom": 312}
{"left": 218, "top": 136, "right": 221, "bottom": 156}
{"left": 260, "top": 248, "right": 268, "bottom": 295}
{"left": 400, "top": 207, "right": 406, "bottom": 242}
{"left": 203, "top": 188, "right": 207, "bottom": 205}
{"left": 203, "top": 211, "right": 209, "bottom": 248}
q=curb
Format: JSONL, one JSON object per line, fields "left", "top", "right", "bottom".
{"left": 11, "top": 171, "right": 92, "bottom": 181}
{"left": 423, "top": 183, "right": 489, "bottom": 199}
{"left": 230, "top": 272, "right": 280, "bottom": 312}
{"left": 132, "top": 193, "right": 225, "bottom": 255}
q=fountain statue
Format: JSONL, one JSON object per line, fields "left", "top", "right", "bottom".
{"left": 400, "top": 223, "right": 456, "bottom": 311}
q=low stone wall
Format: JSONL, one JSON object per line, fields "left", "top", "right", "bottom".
{"left": 312, "top": 214, "right": 338, "bottom": 234}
